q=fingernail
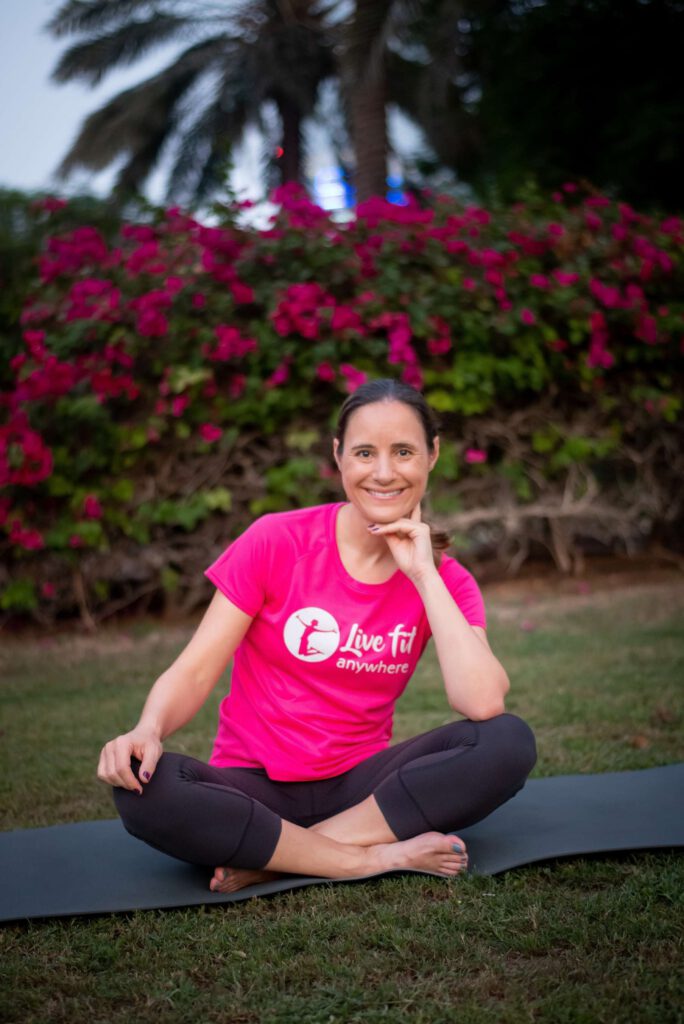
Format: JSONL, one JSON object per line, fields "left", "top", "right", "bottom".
{"left": 143, "top": 771, "right": 151, "bottom": 781}
{"left": 368, "top": 525, "right": 379, "bottom": 532}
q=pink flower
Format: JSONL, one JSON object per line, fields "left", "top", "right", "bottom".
{"left": 339, "top": 364, "right": 368, "bottom": 393}
{"left": 199, "top": 423, "right": 222, "bottom": 443}
{"left": 462, "top": 277, "right": 477, "bottom": 291}
{"left": 553, "top": 270, "right": 580, "bottom": 287}
{"left": 229, "top": 374, "right": 247, "bottom": 398}
{"left": 585, "top": 212, "right": 603, "bottom": 231}
{"left": 171, "top": 395, "right": 189, "bottom": 417}
{"left": 192, "top": 293, "right": 207, "bottom": 309}
{"left": 548, "top": 223, "right": 565, "bottom": 238}
{"left": 316, "top": 362, "right": 336, "bottom": 382}
{"left": 9, "top": 519, "right": 45, "bottom": 550}
{"left": 520, "top": 308, "right": 536, "bottom": 326}
{"left": 69, "top": 534, "right": 84, "bottom": 548}
{"left": 41, "top": 582, "right": 56, "bottom": 599}
{"left": 83, "top": 494, "right": 103, "bottom": 519}
{"left": 465, "top": 448, "right": 487, "bottom": 464}
{"left": 265, "top": 360, "right": 290, "bottom": 389}
{"left": 529, "top": 274, "right": 549, "bottom": 289}
{"left": 231, "top": 280, "right": 255, "bottom": 304}
{"left": 562, "top": 182, "right": 578, "bottom": 193}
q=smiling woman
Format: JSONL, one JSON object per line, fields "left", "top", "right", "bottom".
{"left": 100, "top": 378, "right": 536, "bottom": 896}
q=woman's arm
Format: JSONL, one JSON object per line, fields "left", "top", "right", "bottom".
{"left": 368, "top": 504, "right": 509, "bottom": 721}
{"left": 411, "top": 570, "right": 509, "bottom": 720}
{"left": 97, "top": 590, "right": 253, "bottom": 793}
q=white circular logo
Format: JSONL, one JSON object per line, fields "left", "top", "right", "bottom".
{"left": 283, "top": 607, "right": 340, "bottom": 662}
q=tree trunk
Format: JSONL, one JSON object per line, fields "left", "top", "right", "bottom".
{"left": 276, "top": 94, "right": 303, "bottom": 184}
{"left": 344, "top": 0, "right": 393, "bottom": 203}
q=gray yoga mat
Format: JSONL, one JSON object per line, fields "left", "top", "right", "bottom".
{"left": 1, "top": 763, "right": 682, "bottom": 923}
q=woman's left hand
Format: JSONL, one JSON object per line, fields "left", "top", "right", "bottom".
{"left": 368, "top": 503, "right": 436, "bottom": 582}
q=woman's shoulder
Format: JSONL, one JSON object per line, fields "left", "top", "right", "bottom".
{"left": 244, "top": 502, "right": 339, "bottom": 548}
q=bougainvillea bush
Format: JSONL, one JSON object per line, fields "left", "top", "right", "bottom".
{"left": 1, "top": 183, "right": 682, "bottom": 623}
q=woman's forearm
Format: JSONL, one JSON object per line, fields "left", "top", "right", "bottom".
{"left": 137, "top": 663, "right": 217, "bottom": 741}
{"left": 412, "top": 568, "right": 509, "bottom": 720}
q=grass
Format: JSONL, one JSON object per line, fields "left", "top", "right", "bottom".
{"left": 1, "top": 578, "right": 683, "bottom": 1023}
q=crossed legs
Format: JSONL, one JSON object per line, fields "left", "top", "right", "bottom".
{"left": 115, "top": 713, "right": 537, "bottom": 892}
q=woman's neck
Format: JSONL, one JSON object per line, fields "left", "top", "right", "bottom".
{"left": 336, "top": 502, "right": 396, "bottom": 572}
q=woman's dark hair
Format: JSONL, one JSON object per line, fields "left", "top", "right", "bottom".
{"left": 335, "top": 378, "right": 439, "bottom": 455}
{"left": 334, "top": 378, "right": 451, "bottom": 561}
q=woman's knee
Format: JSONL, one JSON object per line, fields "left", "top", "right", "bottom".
{"left": 476, "top": 712, "right": 537, "bottom": 779}
{"left": 112, "top": 752, "right": 186, "bottom": 842}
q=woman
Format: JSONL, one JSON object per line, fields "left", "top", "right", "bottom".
{"left": 99, "top": 379, "right": 537, "bottom": 894}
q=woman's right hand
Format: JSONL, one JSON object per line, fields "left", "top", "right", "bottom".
{"left": 97, "top": 727, "right": 163, "bottom": 794}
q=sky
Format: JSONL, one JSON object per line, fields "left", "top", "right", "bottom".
{"left": 0, "top": 0, "right": 274, "bottom": 204}
{"left": 0, "top": 0, "right": 428, "bottom": 211}
{"left": 0, "top": 0, "right": 426, "bottom": 209}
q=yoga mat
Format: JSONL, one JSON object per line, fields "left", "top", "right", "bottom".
{"left": 1, "top": 763, "right": 682, "bottom": 923}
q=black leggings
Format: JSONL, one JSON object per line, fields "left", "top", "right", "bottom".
{"left": 114, "top": 713, "right": 537, "bottom": 870}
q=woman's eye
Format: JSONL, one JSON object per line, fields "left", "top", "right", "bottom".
{"left": 398, "top": 449, "right": 412, "bottom": 457}
{"left": 357, "top": 450, "right": 371, "bottom": 458}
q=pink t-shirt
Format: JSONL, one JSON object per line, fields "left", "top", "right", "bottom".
{"left": 204, "top": 501, "right": 486, "bottom": 781}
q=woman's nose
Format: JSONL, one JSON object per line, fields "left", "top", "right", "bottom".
{"left": 372, "top": 455, "right": 396, "bottom": 483}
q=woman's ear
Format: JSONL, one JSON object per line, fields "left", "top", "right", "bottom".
{"left": 429, "top": 436, "right": 440, "bottom": 471}
{"left": 332, "top": 437, "right": 341, "bottom": 468}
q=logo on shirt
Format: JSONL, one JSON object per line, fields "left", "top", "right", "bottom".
{"left": 283, "top": 607, "right": 341, "bottom": 662}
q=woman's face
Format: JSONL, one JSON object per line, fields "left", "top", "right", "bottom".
{"left": 333, "top": 400, "right": 439, "bottom": 524}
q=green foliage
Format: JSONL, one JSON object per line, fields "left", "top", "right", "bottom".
{"left": 1, "top": 182, "right": 682, "bottom": 621}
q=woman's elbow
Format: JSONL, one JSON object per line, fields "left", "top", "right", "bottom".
{"left": 451, "top": 673, "right": 510, "bottom": 721}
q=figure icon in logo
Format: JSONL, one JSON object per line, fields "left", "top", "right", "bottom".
{"left": 295, "top": 613, "right": 338, "bottom": 657}
{"left": 283, "top": 607, "right": 340, "bottom": 662}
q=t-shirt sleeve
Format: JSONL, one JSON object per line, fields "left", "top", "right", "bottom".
{"left": 204, "top": 515, "right": 275, "bottom": 617}
{"left": 438, "top": 557, "right": 487, "bottom": 629}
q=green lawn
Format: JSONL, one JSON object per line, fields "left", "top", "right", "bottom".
{"left": 1, "top": 579, "right": 683, "bottom": 1023}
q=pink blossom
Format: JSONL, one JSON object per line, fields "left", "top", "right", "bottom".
{"left": 462, "top": 277, "right": 477, "bottom": 291}
{"left": 231, "top": 280, "right": 255, "bottom": 304}
{"left": 589, "top": 278, "right": 622, "bottom": 308}
{"left": 22, "top": 330, "right": 47, "bottom": 361}
{"left": 34, "top": 196, "right": 67, "bottom": 214}
{"left": 171, "top": 395, "right": 189, "bottom": 417}
{"left": 69, "top": 534, "right": 85, "bottom": 548}
{"left": 125, "top": 242, "right": 166, "bottom": 276}
{"left": 8, "top": 520, "right": 44, "bottom": 550}
{"left": 208, "top": 325, "right": 258, "bottom": 361}
{"left": 41, "top": 582, "right": 56, "bottom": 599}
{"left": 164, "top": 276, "right": 184, "bottom": 295}
{"left": 465, "top": 448, "right": 487, "bottom": 464}
{"left": 402, "top": 363, "right": 423, "bottom": 389}
{"left": 229, "top": 374, "right": 247, "bottom": 399}
{"left": 548, "top": 223, "right": 565, "bottom": 237}
{"left": 0, "top": 424, "right": 53, "bottom": 486}
{"left": 529, "top": 274, "right": 550, "bottom": 289}
{"left": 612, "top": 224, "right": 629, "bottom": 242}
{"left": 562, "top": 182, "right": 578, "bottom": 193}
{"left": 585, "top": 196, "right": 611, "bottom": 208}
{"left": 199, "top": 423, "right": 222, "bottom": 442}
{"left": 265, "top": 360, "right": 290, "bottom": 389}
{"left": 83, "top": 494, "right": 103, "bottom": 519}
{"left": 316, "top": 362, "right": 336, "bottom": 382}
{"left": 192, "top": 293, "right": 207, "bottom": 309}
{"left": 331, "top": 306, "right": 364, "bottom": 332}
{"left": 552, "top": 191, "right": 563, "bottom": 202}
{"left": 585, "top": 212, "right": 603, "bottom": 231}
{"left": 339, "top": 364, "right": 368, "bottom": 393}
{"left": 635, "top": 313, "right": 658, "bottom": 345}
{"left": 552, "top": 270, "right": 580, "bottom": 287}
{"left": 520, "top": 308, "right": 536, "bottom": 326}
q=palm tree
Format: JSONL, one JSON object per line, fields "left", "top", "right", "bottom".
{"left": 48, "top": 0, "right": 335, "bottom": 203}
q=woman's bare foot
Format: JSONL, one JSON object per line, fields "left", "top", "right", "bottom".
{"left": 367, "top": 832, "right": 468, "bottom": 878}
{"left": 210, "top": 865, "right": 283, "bottom": 894}
{"left": 209, "top": 831, "right": 467, "bottom": 893}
